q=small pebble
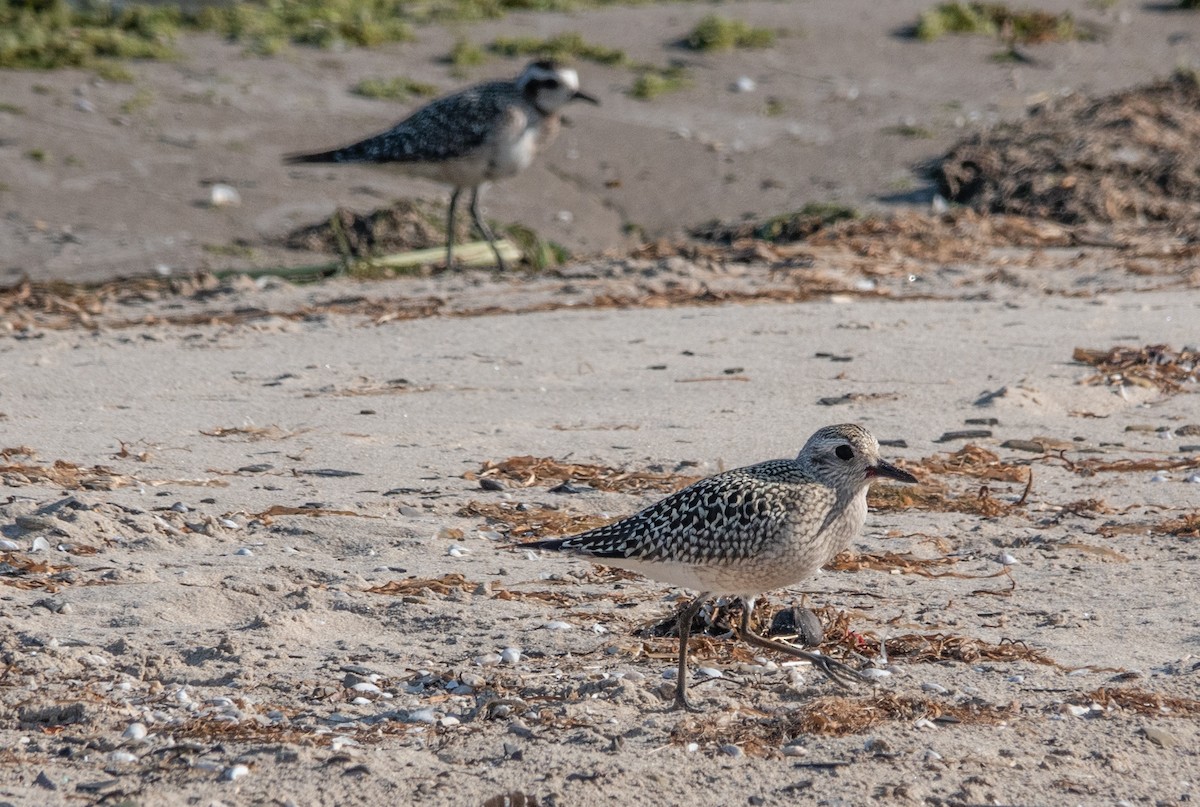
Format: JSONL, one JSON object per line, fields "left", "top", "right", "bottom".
{"left": 1065, "top": 704, "right": 1090, "bottom": 717}
{"left": 720, "top": 744, "right": 744, "bottom": 758}
{"left": 0, "top": 539, "right": 21, "bottom": 550}
{"left": 234, "top": 548, "right": 253, "bottom": 556}
{"left": 447, "top": 545, "right": 468, "bottom": 557}
{"left": 697, "top": 667, "right": 723, "bottom": 679}
{"left": 543, "top": 620, "right": 572, "bottom": 631}
{"left": 1150, "top": 472, "right": 1169, "bottom": 483}
{"left": 998, "top": 552, "right": 1018, "bottom": 566}
{"left": 500, "top": 647, "right": 522, "bottom": 665}
{"left": 350, "top": 682, "right": 381, "bottom": 694}
{"left": 924, "top": 748, "right": 943, "bottom": 762}
{"left": 220, "top": 519, "right": 240, "bottom": 530}
{"left": 860, "top": 668, "right": 891, "bottom": 680}
{"left": 170, "top": 502, "right": 189, "bottom": 513}
{"left": 781, "top": 744, "right": 807, "bottom": 757}
{"left": 351, "top": 697, "right": 371, "bottom": 705}
{"left": 406, "top": 708, "right": 438, "bottom": 724}
{"left": 733, "top": 76, "right": 756, "bottom": 93}
{"left": 31, "top": 536, "right": 51, "bottom": 553}
{"left": 223, "top": 764, "right": 250, "bottom": 781}
{"left": 921, "top": 682, "right": 948, "bottom": 695}
{"left": 108, "top": 751, "right": 138, "bottom": 764}
{"left": 440, "top": 716, "right": 460, "bottom": 728}
{"left": 686, "top": 742, "right": 699, "bottom": 753}
{"left": 913, "top": 718, "right": 938, "bottom": 730}
{"left": 1185, "top": 473, "right": 1200, "bottom": 484}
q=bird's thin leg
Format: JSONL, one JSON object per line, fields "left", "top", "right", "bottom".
{"left": 469, "top": 185, "right": 507, "bottom": 271}
{"left": 674, "top": 593, "right": 711, "bottom": 712}
{"left": 737, "top": 600, "right": 865, "bottom": 689}
{"left": 445, "top": 188, "right": 462, "bottom": 270}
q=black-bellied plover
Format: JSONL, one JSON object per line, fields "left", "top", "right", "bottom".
{"left": 522, "top": 423, "right": 918, "bottom": 710}
{"left": 285, "top": 59, "right": 599, "bottom": 271}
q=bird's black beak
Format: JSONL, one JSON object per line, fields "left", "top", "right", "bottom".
{"left": 572, "top": 90, "right": 600, "bottom": 105}
{"left": 867, "top": 460, "right": 918, "bottom": 484}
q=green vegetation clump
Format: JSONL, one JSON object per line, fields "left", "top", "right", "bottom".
{"left": 352, "top": 76, "right": 439, "bottom": 100}
{"left": 92, "top": 60, "right": 135, "bottom": 82}
{"left": 755, "top": 203, "right": 859, "bottom": 242}
{"left": 685, "top": 14, "right": 775, "bottom": 51}
{"left": 448, "top": 38, "right": 487, "bottom": 75}
{"left": 0, "top": 0, "right": 179, "bottom": 69}
{"left": 119, "top": 87, "right": 155, "bottom": 113}
{"left": 489, "top": 32, "right": 626, "bottom": 65}
{"left": 630, "top": 63, "right": 688, "bottom": 100}
{"left": 194, "top": 0, "right": 414, "bottom": 55}
{"left": 916, "top": 2, "right": 1095, "bottom": 44}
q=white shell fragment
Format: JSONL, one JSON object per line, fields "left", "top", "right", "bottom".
{"left": 122, "top": 722, "right": 148, "bottom": 742}
{"left": 500, "top": 647, "right": 522, "bottom": 664}
{"left": 210, "top": 184, "right": 241, "bottom": 208}
{"left": 223, "top": 764, "right": 250, "bottom": 781}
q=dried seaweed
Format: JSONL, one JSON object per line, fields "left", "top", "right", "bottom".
{"left": 170, "top": 717, "right": 317, "bottom": 747}
{"left": 812, "top": 622, "right": 1054, "bottom": 667}
{"left": 935, "top": 75, "right": 1200, "bottom": 226}
{"left": 1057, "top": 455, "right": 1200, "bottom": 476}
{"left": 868, "top": 480, "right": 1016, "bottom": 517}
{"left": 200, "top": 425, "right": 304, "bottom": 441}
{"left": 0, "top": 460, "right": 133, "bottom": 491}
{"left": 1077, "top": 687, "right": 1200, "bottom": 717}
{"left": 366, "top": 574, "right": 477, "bottom": 597}
{"left": 250, "top": 505, "right": 379, "bottom": 523}
{"left": 826, "top": 551, "right": 1011, "bottom": 580}
{"left": 672, "top": 693, "right": 1015, "bottom": 750}
{"left": 911, "top": 444, "right": 1028, "bottom": 482}
{"left": 786, "top": 693, "right": 1016, "bottom": 736}
{"left": 457, "top": 501, "right": 611, "bottom": 539}
{"left": 1058, "top": 542, "right": 1130, "bottom": 562}
{"left": 1074, "top": 344, "right": 1199, "bottom": 393}
{"left": 0, "top": 552, "right": 73, "bottom": 593}
{"left": 1150, "top": 513, "right": 1200, "bottom": 539}
{"left": 470, "top": 456, "right": 697, "bottom": 495}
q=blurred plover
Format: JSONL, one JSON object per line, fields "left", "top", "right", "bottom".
{"left": 285, "top": 60, "right": 599, "bottom": 271}
{"left": 523, "top": 423, "right": 918, "bottom": 710}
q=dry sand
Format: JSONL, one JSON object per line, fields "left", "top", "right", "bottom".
{"left": 2, "top": 234, "right": 1199, "bottom": 805}
{"left": 2, "top": 1, "right": 1200, "bottom": 805}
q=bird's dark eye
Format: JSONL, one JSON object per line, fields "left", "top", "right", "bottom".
{"left": 835, "top": 444, "right": 854, "bottom": 461}
{"left": 543, "top": 78, "right": 561, "bottom": 89}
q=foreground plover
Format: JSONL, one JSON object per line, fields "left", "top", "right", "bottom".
{"left": 285, "top": 60, "right": 599, "bottom": 271}
{"left": 523, "top": 423, "right": 918, "bottom": 710}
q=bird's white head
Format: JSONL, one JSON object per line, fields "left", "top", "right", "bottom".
{"left": 517, "top": 59, "right": 600, "bottom": 113}
{"left": 796, "top": 423, "right": 918, "bottom": 493}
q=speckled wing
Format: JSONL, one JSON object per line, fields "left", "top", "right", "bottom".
{"left": 284, "top": 81, "right": 519, "bottom": 165}
{"left": 526, "top": 460, "right": 836, "bottom": 565}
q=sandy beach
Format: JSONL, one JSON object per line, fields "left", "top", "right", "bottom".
{"left": 2, "top": 1, "right": 1200, "bottom": 804}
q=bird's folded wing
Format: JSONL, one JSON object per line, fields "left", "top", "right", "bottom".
{"left": 553, "top": 466, "right": 836, "bottom": 565}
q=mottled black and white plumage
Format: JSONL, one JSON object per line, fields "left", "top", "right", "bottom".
{"left": 523, "top": 423, "right": 918, "bottom": 710}
{"left": 285, "top": 60, "right": 599, "bottom": 271}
